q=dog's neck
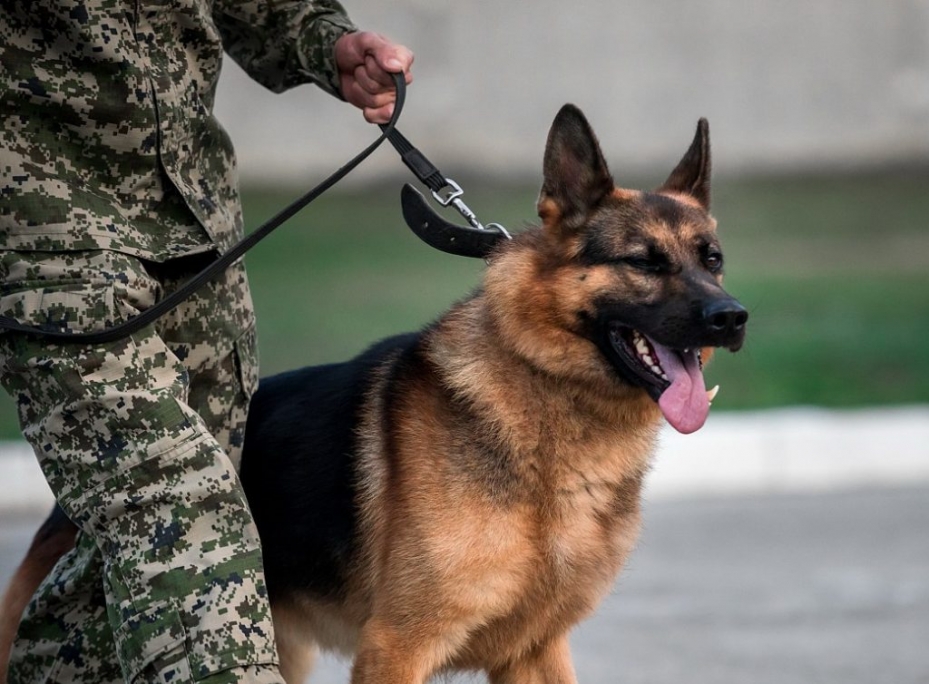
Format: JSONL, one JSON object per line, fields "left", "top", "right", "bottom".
{"left": 426, "top": 269, "right": 663, "bottom": 491}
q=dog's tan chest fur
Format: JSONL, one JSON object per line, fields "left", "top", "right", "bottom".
{"left": 427, "top": 459, "right": 649, "bottom": 673}
{"left": 360, "top": 362, "right": 655, "bottom": 664}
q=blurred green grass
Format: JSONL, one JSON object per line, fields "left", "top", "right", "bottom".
{"left": 245, "top": 172, "right": 929, "bottom": 412}
{"left": 0, "top": 172, "right": 927, "bottom": 439}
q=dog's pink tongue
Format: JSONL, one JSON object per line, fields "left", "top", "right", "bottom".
{"left": 651, "top": 343, "right": 709, "bottom": 434}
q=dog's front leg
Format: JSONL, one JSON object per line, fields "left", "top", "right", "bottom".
{"left": 488, "top": 634, "right": 578, "bottom": 684}
{"left": 350, "top": 618, "right": 456, "bottom": 684}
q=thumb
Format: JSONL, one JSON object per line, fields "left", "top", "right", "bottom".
{"left": 364, "top": 34, "right": 413, "bottom": 74}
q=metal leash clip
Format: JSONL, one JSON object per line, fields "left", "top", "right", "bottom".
{"left": 380, "top": 118, "right": 510, "bottom": 258}
{"left": 401, "top": 178, "right": 511, "bottom": 259}
{"left": 431, "top": 179, "right": 512, "bottom": 239}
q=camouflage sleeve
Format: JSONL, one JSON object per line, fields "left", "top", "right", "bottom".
{"left": 212, "top": 0, "right": 357, "bottom": 96}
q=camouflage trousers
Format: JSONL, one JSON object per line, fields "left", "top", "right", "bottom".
{"left": 0, "top": 250, "right": 282, "bottom": 683}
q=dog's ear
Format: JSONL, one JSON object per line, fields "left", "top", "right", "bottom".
{"left": 538, "top": 104, "right": 614, "bottom": 232}
{"left": 658, "top": 118, "right": 711, "bottom": 209}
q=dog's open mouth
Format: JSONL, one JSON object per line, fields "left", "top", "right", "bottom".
{"left": 608, "top": 325, "right": 717, "bottom": 435}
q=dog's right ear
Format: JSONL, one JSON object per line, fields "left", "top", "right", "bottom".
{"left": 538, "top": 105, "right": 614, "bottom": 233}
{"left": 658, "top": 118, "right": 711, "bottom": 209}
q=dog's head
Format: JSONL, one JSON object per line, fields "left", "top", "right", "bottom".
{"left": 486, "top": 105, "right": 747, "bottom": 434}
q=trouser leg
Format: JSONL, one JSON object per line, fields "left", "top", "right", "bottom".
{"left": 7, "top": 531, "right": 121, "bottom": 684}
{"left": 0, "top": 250, "right": 280, "bottom": 682}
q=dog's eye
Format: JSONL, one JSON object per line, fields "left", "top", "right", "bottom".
{"left": 704, "top": 252, "right": 724, "bottom": 273}
{"left": 623, "top": 256, "right": 664, "bottom": 273}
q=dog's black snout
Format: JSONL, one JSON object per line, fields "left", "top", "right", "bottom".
{"left": 702, "top": 299, "right": 748, "bottom": 334}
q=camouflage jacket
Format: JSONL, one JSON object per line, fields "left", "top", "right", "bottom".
{"left": 0, "top": 0, "right": 356, "bottom": 261}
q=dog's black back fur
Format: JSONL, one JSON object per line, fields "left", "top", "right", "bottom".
{"left": 240, "top": 332, "right": 421, "bottom": 602}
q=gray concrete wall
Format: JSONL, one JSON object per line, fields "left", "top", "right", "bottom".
{"left": 214, "top": 0, "right": 929, "bottom": 185}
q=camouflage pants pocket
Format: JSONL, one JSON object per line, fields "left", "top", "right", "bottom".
{"left": 114, "top": 600, "right": 191, "bottom": 683}
{"left": 0, "top": 275, "right": 196, "bottom": 511}
{"left": 148, "top": 254, "right": 257, "bottom": 470}
{"left": 233, "top": 324, "right": 258, "bottom": 406}
{"left": 226, "top": 324, "right": 258, "bottom": 465}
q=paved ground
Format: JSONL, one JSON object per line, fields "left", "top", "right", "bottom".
{"left": 4, "top": 484, "right": 928, "bottom": 683}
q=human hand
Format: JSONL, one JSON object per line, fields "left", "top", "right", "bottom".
{"left": 334, "top": 31, "right": 414, "bottom": 124}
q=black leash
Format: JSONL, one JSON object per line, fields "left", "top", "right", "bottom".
{"left": 0, "top": 75, "right": 415, "bottom": 345}
{"left": 0, "top": 72, "right": 509, "bottom": 345}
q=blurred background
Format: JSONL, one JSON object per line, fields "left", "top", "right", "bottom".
{"left": 2, "top": 1, "right": 928, "bottom": 682}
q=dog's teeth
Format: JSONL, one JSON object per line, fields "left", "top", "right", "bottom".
{"left": 630, "top": 331, "right": 669, "bottom": 380}
{"left": 706, "top": 385, "right": 720, "bottom": 402}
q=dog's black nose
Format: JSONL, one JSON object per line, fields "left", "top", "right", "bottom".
{"left": 702, "top": 298, "right": 748, "bottom": 335}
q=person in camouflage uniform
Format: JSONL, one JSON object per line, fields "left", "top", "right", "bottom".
{"left": 0, "top": 1, "right": 412, "bottom": 682}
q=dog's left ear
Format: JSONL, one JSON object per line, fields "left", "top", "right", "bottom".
{"left": 658, "top": 118, "right": 711, "bottom": 209}
{"left": 538, "top": 104, "right": 614, "bottom": 232}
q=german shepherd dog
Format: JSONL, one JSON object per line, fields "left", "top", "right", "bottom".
{"left": 1, "top": 105, "right": 747, "bottom": 682}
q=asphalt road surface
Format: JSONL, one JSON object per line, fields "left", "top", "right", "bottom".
{"left": 3, "top": 485, "right": 927, "bottom": 683}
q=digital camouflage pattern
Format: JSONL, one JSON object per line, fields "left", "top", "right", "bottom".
{"left": 0, "top": 0, "right": 356, "bottom": 260}
{"left": 0, "top": 0, "right": 357, "bottom": 681}
{"left": 0, "top": 251, "right": 273, "bottom": 683}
